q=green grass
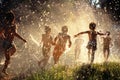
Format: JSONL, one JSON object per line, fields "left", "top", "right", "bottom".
{"left": 25, "top": 65, "right": 74, "bottom": 80}
{"left": 14, "top": 62, "right": 120, "bottom": 80}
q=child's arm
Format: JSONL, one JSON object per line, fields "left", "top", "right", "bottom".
{"left": 97, "top": 32, "right": 105, "bottom": 36}
{"left": 54, "top": 35, "right": 59, "bottom": 45}
{"left": 15, "top": 33, "right": 27, "bottom": 42}
{"left": 74, "top": 31, "right": 89, "bottom": 37}
{"left": 13, "top": 25, "right": 27, "bottom": 42}
{"left": 39, "top": 34, "right": 44, "bottom": 47}
{"left": 110, "top": 38, "right": 113, "bottom": 47}
{"left": 50, "top": 36, "right": 55, "bottom": 45}
{"left": 68, "top": 36, "right": 72, "bottom": 48}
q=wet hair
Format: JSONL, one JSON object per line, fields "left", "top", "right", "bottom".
{"left": 89, "top": 22, "right": 96, "bottom": 30}
{"left": 106, "top": 31, "right": 110, "bottom": 36}
{"left": 5, "top": 11, "right": 15, "bottom": 24}
{"left": 62, "top": 26, "right": 68, "bottom": 32}
{"left": 45, "top": 26, "right": 51, "bottom": 33}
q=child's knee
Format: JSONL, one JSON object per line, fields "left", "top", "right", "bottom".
{"left": 10, "top": 47, "right": 16, "bottom": 55}
{"left": 5, "top": 59, "right": 10, "bottom": 64}
{"left": 13, "top": 47, "right": 16, "bottom": 53}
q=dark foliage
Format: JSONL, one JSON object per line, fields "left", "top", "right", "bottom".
{"left": 103, "top": 0, "right": 120, "bottom": 21}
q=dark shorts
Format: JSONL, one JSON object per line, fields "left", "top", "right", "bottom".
{"left": 86, "top": 41, "right": 97, "bottom": 51}
{"left": 2, "top": 40, "right": 14, "bottom": 50}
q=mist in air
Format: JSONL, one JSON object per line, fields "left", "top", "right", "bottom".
{"left": 0, "top": 0, "right": 120, "bottom": 75}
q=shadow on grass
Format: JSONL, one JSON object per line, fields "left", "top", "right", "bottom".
{"left": 74, "top": 63, "right": 120, "bottom": 80}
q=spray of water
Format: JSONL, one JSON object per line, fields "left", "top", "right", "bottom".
{"left": 0, "top": 0, "right": 119, "bottom": 76}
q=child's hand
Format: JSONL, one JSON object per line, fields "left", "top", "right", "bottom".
{"left": 23, "top": 39, "right": 27, "bottom": 43}
{"left": 111, "top": 44, "right": 113, "bottom": 47}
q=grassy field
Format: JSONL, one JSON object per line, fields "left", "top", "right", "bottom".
{"left": 13, "top": 62, "right": 120, "bottom": 80}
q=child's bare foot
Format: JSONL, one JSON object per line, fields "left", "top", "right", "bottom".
{"left": 2, "top": 70, "right": 8, "bottom": 75}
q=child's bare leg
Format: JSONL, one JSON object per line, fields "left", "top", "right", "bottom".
{"left": 77, "top": 49, "right": 80, "bottom": 59}
{"left": 53, "top": 53, "right": 58, "bottom": 64}
{"left": 75, "top": 49, "right": 77, "bottom": 60}
{"left": 107, "top": 49, "right": 110, "bottom": 59}
{"left": 39, "top": 56, "right": 49, "bottom": 68}
{"left": 2, "top": 51, "right": 10, "bottom": 75}
{"left": 53, "top": 52, "right": 61, "bottom": 64}
{"left": 88, "top": 49, "right": 90, "bottom": 62}
{"left": 103, "top": 49, "right": 106, "bottom": 62}
{"left": 90, "top": 50, "right": 95, "bottom": 64}
{"left": 53, "top": 48, "right": 61, "bottom": 64}
{"left": 106, "top": 49, "right": 110, "bottom": 62}
{"left": 54, "top": 54, "right": 60, "bottom": 64}
{"left": 53, "top": 49, "right": 56, "bottom": 64}
{"left": 9, "top": 46, "right": 16, "bottom": 56}
{"left": 43, "top": 56, "right": 49, "bottom": 66}
{"left": 75, "top": 49, "right": 80, "bottom": 60}
{"left": 38, "top": 51, "right": 48, "bottom": 64}
{"left": 38, "top": 58, "right": 45, "bottom": 66}
{"left": 2, "top": 47, "right": 16, "bottom": 75}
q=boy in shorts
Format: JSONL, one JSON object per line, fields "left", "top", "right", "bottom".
{"left": 74, "top": 22, "right": 104, "bottom": 64}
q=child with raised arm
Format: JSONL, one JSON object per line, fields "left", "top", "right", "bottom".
{"left": 74, "top": 22, "right": 104, "bottom": 64}
{"left": 2, "top": 11, "right": 26, "bottom": 75}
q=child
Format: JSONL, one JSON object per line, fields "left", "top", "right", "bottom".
{"left": 2, "top": 11, "right": 27, "bottom": 75}
{"left": 102, "top": 31, "right": 112, "bottom": 62}
{"left": 38, "top": 26, "right": 54, "bottom": 68}
{"left": 74, "top": 22, "right": 104, "bottom": 64}
{"left": 53, "top": 26, "right": 72, "bottom": 64}
{"left": 74, "top": 36, "right": 84, "bottom": 61}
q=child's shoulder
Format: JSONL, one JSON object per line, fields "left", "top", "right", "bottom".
{"left": 86, "top": 30, "right": 91, "bottom": 33}
{"left": 94, "top": 31, "right": 100, "bottom": 34}
{"left": 105, "top": 36, "right": 111, "bottom": 39}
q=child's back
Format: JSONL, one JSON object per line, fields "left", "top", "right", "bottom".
{"left": 103, "top": 36, "right": 111, "bottom": 48}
